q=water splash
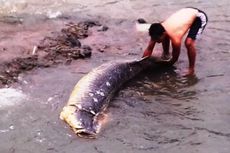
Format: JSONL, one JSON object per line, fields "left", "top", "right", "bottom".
{"left": 0, "top": 88, "right": 26, "bottom": 108}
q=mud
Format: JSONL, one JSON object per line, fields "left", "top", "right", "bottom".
{"left": 0, "top": 20, "right": 107, "bottom": 87}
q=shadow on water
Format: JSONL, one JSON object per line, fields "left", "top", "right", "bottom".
{"left": 123, "top": 66, "right": 199, "bottom": 102}
{"left": 110, "top": 66, "right": 201, "bottom": 124}
{"left": 105, "top": 66, "right": 203, "bottom": 150}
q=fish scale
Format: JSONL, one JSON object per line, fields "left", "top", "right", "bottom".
{"left": 60, "top": 57, "right": 162, "bottom": 138}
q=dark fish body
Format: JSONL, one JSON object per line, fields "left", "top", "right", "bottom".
{"left": 60, "top": 57, "right": 161, "bottom": 138}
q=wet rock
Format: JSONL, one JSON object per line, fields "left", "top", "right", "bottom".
{"left": 1, "top": 48, "right": 7, "bottom": 52}
{"left": 65, "top": 59, "right": 72, "bottom": 65}
{"left": 97, "top": 25, "right": 109, "bottom": 32}
{"left": 137, "top": 18, "right": 147, "bottom": 24}
{"left": 0, "top": 16, "right": 23, "bottom": 24}
{"left": 79, "top": 20, "right": 102, "bottom": 28}
{"left": 0, "top": 56, "right": 39, "bottom": 87}
{"left": 65, "top": 36, "right": 81, "bottom": 47}
{"left": 97, "top": 45, "right": 109, "bottom": 52}
{"left": 38, "top": 21, "right": 98, "bottom": 62}
{"left": 80, "top": 45, "right": 92, "bottom": 57}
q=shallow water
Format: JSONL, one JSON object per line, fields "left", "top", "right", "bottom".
{"left": 0, "top": 0, "right": 230, "bottom": 153}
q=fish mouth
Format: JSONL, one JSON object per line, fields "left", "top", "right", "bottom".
{"left": 60, "top": 106, "right": 100, "bottom": 139}
{"left": 73, "top": 128, "right": 97, "bottom": 139}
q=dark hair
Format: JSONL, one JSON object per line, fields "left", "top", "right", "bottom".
{"left": 149, "top": 23, "right": 165, "bottom": 40}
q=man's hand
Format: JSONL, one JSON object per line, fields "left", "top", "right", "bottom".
{"left": 142, "top": 49, "right": 152, "bottom": 58}
{"left": 142, "top": 39, "right": 156, "bottom": 57}
{"left": 161, "top": 53, "right": 171, "bottom": 60}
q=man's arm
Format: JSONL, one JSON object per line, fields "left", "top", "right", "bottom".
{"left": 168, "top": 40, "right": 181, "bottom": 65}
{"left": 142, "top": 39, "right": 156, "bottom": 57}
{"left": 162, "top": 36, "right": 170, "bottom": 56}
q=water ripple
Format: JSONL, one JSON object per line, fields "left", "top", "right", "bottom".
{"left": 125, "top": 69, "right": 199, "bottom": 101}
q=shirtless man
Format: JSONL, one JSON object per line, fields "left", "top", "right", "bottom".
{"left": 142, "top": 7, "right": 208, "bottom": 75}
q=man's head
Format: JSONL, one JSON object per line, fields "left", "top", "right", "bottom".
{"left": 149, "top": 23, "right": 166, "bottom": 42}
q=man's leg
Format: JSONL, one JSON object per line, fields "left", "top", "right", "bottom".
{"left": 185, "top": 37, "right": 196, "bottom": 75}
{"left": 184, "top": 10, "right": 207, "bottom": 76}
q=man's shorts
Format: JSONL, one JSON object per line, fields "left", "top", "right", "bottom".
{"left": 187, "top": 8, "right": 208, "bottom": 40}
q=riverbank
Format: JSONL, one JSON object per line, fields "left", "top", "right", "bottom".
{"left": 0, "top": 1, "right": 230, "bottom": 153}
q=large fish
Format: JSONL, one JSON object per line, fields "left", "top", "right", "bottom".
{"left": 60, "top": 57, "right": 163, "bottom": 138}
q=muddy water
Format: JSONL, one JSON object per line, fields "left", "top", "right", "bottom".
{"left": 1, "top": 0, "right": 230, "bottom": 153}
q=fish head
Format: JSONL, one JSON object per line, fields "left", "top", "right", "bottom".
{"left": 73, "top": 109, "right": 100, "bottom": 138}
{"left": 60, "top": 106, "right": 100, "bottom": 139}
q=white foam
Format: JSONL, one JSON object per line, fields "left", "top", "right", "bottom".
{"left": 47, "top": 10, "right": 62, "bottom": 19}
{"left": 135, "top": 23, "right": 151, "bottom": 32}
{"left": 0, "top": 88, "right": 26, "bottom": 108}
{"left": 106, "top": 81, "right": 111, "bottom": 86}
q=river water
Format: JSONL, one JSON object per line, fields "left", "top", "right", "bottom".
{"left": 0, "top": 0, "right": 230, "bottom": 153}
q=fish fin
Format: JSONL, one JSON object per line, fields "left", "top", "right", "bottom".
{"left": 135, "top": 56, "right": 150, "bottom": 62}
{"left": 134, "top": 56, "right": 163, "bottom": 65}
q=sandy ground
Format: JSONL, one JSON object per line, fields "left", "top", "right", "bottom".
{"left": 0, "top": 0, "right": 230, "bottom": 153}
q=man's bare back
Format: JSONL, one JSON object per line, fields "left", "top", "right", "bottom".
{"left": 162, "top": 8, "right": 198, "bottom": 43}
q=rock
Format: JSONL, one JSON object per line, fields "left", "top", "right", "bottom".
{"left": 97, "top": 25, "right": 109, "bottom": 32}
{"left": 137, "top": 18, "right": 147, "bottom": 24}
{"left": 80, "top": 45, "right": 92, "bottom": 57}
